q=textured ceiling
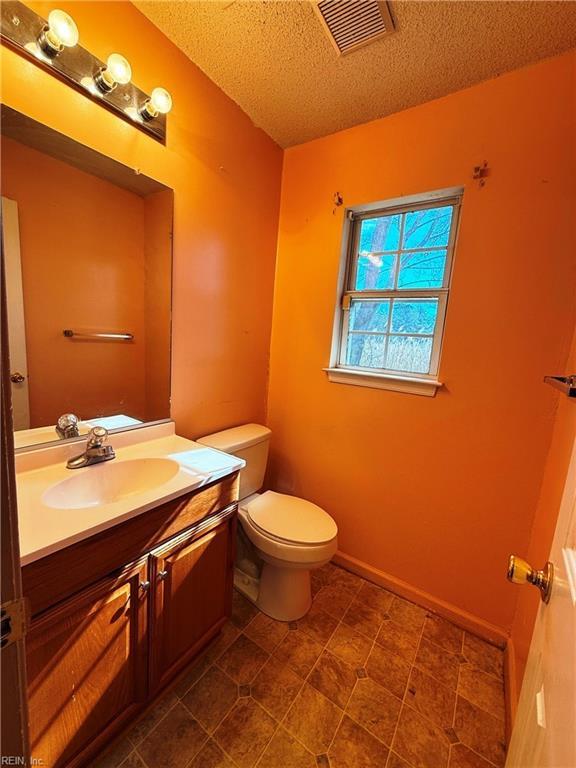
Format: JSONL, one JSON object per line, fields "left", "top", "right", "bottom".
{"left": 134, "top": 1, "right": 576, "bottom": 147}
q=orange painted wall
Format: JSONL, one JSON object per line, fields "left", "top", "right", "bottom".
{"left": 267, "top": 52, "right": 576, "bottom": 632}
{"left": 1, "top": 135, "right": 148, "bottom": 424}
{"left": 1, "top": 0, "right": 283, "bottom": 437}
{"left": 143, "top": 189, "right": 173, "bottom": 423}
{"left": 510, "top": 327, "right": 576, "bottom": 689}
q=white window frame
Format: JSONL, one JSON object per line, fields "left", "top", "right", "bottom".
{"left": 325, "top": 187, "right": 463, "bottom": 397}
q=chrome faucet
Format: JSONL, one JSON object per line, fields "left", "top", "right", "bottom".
{"left": 56, "top": 413, "right": 80, "bottom": 439}
{"left": 66, "top": 427, "right": 116, "bottom": 470}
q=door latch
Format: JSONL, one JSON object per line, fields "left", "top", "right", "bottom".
{"left": 1, "top": 598, "right": 29, "bottom": 649}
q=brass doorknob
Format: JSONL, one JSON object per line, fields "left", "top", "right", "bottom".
{"left": 507, "top": 555, "right": 553, "bottom": 603}
{"left": 10, "top": 372, "right": 25, "bottom": 384}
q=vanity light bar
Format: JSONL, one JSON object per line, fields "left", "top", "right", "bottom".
{"left": 0, "top": 0, "right": 172, "bottom": 144}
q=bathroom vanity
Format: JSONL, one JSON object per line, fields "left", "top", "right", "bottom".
{"left": 16, "top": 427, "right": 243, "bottom": 768}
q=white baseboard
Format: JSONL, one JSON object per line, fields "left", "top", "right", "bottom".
{"left": 504, "top": 637, "right": 518, "bottom": 738}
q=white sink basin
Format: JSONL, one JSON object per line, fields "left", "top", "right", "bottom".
{"left": 42, "top": 458, "right": 180, "bottom": 510}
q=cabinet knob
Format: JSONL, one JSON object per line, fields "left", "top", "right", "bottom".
{"left": 139, "top": 580, "right": 150, "bottom": 592}
{"left": 157, "top": 570, "right": 168, "bottom": 581}
{"left": 507, "top": 555, "right": 554, "bottom": 603}
{"left": 10, "top": 372, "right": 25, "bottom": 384}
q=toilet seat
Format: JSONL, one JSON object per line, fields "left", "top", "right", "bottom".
{"left": 241, "top": 491, "right": 337, "bottom": 546}
{"left": 238, "top": 507, "right": 338, "bottom": 568}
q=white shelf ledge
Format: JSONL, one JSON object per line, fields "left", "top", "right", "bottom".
{"left": 323, "top": 367, "right": 443, "bottom": 397}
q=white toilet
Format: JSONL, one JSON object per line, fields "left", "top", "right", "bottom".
{"left": 197, "top": 423, "right": 338, "bottom": 621}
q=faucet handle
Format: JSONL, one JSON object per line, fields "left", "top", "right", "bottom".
{"left": 56, "top": 413, "right": 80, "bottom": 439}
{"left": 66, "top": 426, "right": 115, "bottom": 469}
{"left": 87, "top": 426, "right": 108, "bottom": 448}
{"left": 58, "top": 412, "right": 78, "bottom": 428}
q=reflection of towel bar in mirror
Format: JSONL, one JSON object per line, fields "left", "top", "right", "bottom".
{"left": 63, "top": 329, "right": 134, "bottom": 341}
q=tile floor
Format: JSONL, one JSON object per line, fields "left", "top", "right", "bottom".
{"left": 94, "top": 563, "right": 507, "bottom": 768}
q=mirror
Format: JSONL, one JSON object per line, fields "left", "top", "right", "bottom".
{"left": 1, "top": 106, "right": 173, "bottom": 450}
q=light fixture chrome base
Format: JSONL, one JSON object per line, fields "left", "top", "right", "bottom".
{"left": 138, "top": 103, "right": 156, "bottom": 122}
{"left": 36, "top": 26, "right": 61, "bottom": 58}
{"left": 93, "top": 68, "right": 116, "bottom": 94}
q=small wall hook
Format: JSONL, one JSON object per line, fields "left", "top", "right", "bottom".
{"left": 473, "top": 161, "right": 490, "bottom": 187}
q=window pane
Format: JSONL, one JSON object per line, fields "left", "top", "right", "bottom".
{"left": 355, "top": 254, "right": 395, "bottom": 290}
{"left": 359, "top": 214, "right": 401, "bottom": 253}
{"left": 402, "top": 206, "right": 453, "bottom": 249}
{"left": 397, "top": 250, "right": 447, "bottom": 289}
{"left": 350, "top": 300, "right": 390, "bottom": 332}
{"left": 385, "top": 335, "right": 433, "bottom": 373}
{"left": 390, "top": 299, "right": 438, "bottom": 334}
{"left": 346, "top": 334, "right": 386, "bottom": 368}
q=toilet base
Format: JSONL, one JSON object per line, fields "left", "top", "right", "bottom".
{"left": 257, "top": 562, "right": 312, "bottom": 622}
{"left": 234, "top": 568, "right": 259, "bottom": 603}
{"left": 233, "top": 563, "right": 313, "bottom": 622}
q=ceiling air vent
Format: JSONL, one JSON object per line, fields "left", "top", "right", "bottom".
{"left": 315, "top": 0, "right": 395, "bottom": 56}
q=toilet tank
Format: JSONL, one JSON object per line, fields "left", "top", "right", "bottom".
{"left": 196, "top": 423, "right": 271, "bottom": 500}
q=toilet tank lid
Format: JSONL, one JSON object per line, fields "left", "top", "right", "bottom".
{"left": 196, "top": 423, "right": 271, "bottom": 452}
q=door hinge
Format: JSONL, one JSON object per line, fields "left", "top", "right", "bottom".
{"left": 1, "top": 598, "right": 29, "bottom": 649}
{"left": 341, "top": 294, "right": 352, "bottom": 310}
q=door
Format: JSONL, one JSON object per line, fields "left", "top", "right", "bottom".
{"left": 1, "top": 196, "right": 30, "bottom": 429}
{"left": 26, "top": 561, "right": 148, "bottom": 768}
{"left": 1, "top": 239, "right": 30, "bottom": 763}
{"left": 506, "top": 436, "right": 576, "bottom": 767}
{"left": 150, "top": 516, "right": 235, "bottom": 692}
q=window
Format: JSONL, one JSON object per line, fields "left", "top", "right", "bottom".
{"left": 326, "top": 189, "right": 462, "bottom": 396}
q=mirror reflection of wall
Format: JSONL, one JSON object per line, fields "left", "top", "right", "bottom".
{"left": 1, "top": 107, "right": 173, "bottom": 448}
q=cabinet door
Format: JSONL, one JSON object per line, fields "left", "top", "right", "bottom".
{"left": 150, "top": 517, "right": 234, "bottom": 692}
{"left": 26, "top": 562, "right": 148, "bottom": 768}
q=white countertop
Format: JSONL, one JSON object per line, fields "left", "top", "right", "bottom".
{"left": 16, "top": 424, "right": 244, "bottom": 566}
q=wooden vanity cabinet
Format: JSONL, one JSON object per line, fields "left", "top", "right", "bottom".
{"left": 150, "top": 517, "right": 234, "bottom": 692}
{"left": 26, "top": 561, "right": 149, "bottom": 768}
{"left": 22, "top": 475, "right": 239, "bottom": 768}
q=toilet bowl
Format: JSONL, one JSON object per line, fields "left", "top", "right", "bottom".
{"left": 239, "top": 490, "right": 337, "bottom": 620}
{"left": 197, "top": 424, "right": 338, "bottom": 621}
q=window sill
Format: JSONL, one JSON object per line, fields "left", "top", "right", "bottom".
{"left": 323, "top": 367, "right": 443, "bottom": 397}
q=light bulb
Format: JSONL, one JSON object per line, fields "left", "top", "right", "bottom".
{"left": 94, "top": 53, "right": 132, "bottom": 93}
{"left": 37, "top": 9, "right": 78, "bottom": 57}
{"left": 106, "top": 53, "right": 132, "bottom": 85}
{"left": 48, "top": 9, "right": 79, "bottom": 47}
{"left": 150, "top": 88, "right": 172, "bottom": 115}
{"left": 140, "top": 87, "right": 172, "bottom": 121}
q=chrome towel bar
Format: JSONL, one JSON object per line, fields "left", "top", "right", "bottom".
{"left": 544, "top": 375, "right": 576, "bottom": 398}
{"left": 63, "top": 329, "right": 134, "bottom": 341}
